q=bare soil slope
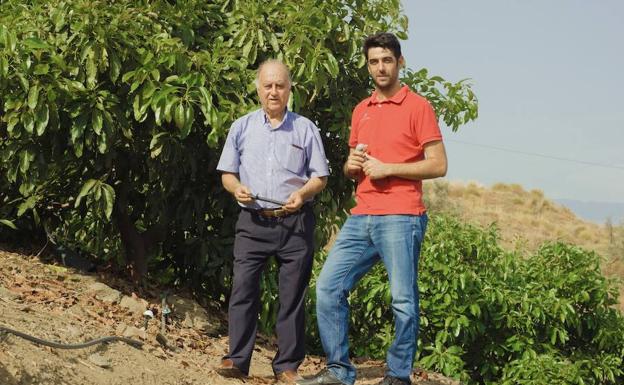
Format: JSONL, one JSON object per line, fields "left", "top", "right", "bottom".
{"left": 0, "top": 250, "right": 457, "bottom": 385}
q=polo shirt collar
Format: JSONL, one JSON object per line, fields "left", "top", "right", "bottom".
{"left": 368, "top": 85, "right": 409, "bottom": 105}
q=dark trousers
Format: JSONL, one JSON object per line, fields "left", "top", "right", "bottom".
{"left": 225, "top": 205, "right": 315, "bottom": 375}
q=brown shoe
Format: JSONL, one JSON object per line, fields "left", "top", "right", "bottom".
{"left": 216, "top": 359, "right": 245, "bottom": 378}
{"left": 275, "top": 370, "right": 303, "bottom": 384}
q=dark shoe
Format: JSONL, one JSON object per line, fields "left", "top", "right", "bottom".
{"left": 296, "top": 368, "right": 347, "bottom": 385}
{"left": 276, "top": 369, "right": 303, "bottom": 384}
{"left": 216, "top": 358, "right": 245, "bottom": 378}
{"left": 377, "top": 375, "right": 411, "bottom": 385}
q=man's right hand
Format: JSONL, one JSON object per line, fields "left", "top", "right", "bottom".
{"left": 234, "top": 184, "right": 253, "bottom": 203}
{"left": 345, "top": 150, "right": 367, "bottom": 178}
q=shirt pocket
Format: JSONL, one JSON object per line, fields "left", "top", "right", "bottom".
{"left": 277, "top": 143, "right": 305, "bottom": 174}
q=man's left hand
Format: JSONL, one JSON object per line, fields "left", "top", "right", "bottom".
{"left": 362, "top": 155, "right": 388, "bottom": 180}
{"left": 283, "top": 191, "right": 304, "bottom": 212}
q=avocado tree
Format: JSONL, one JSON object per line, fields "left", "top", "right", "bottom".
{"left": 0, "top": 0, "right": 477, "bottom": 290}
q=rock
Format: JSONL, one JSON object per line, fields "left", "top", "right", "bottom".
{"left": 88, "top": 353, "right": 111, "bottom": 368}
{"left": 119, "top": 295, "right": 148, "bottom": 316}
{"left": 86, "top": 283, "right": 121, "bottom": 303}
{"left": 115, "top": 322, "right": 129, "bottom": 335}
{"left": 0, "top": 285, "right": 17, "bottom": 300}
{"left": 121, "top": 326, "right": 147, "bottom": 340}
{"left": 168, "top": 295, "right": 217, "bottom": 333}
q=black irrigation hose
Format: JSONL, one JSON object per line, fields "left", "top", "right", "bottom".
{"left": 0, "top": 326, "right": 143, "bottom": 350}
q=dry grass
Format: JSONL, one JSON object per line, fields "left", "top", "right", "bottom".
{"left": 424, "top": 179, "right": 624, "bottom": 310}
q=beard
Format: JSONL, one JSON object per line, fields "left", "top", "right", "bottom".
{"left": 372, "top": 74, "right": 399, "bottom": 91}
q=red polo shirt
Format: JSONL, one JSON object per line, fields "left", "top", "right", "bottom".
{"left": 348, "top": 85, "right": 442, "bottom": 215}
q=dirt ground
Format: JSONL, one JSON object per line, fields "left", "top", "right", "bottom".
{"left": 0, "top": 249, "right": 459, "bottom": 385}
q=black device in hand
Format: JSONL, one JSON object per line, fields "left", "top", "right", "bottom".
{"left": 251, "top": 194, "right": 287, "bottom": 206}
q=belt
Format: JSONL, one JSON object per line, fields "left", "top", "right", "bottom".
{"left": 244, "top": 203, "right": 310, "bottom": 218}
{"left": 256, "top": 208, "right": 292, "bottom": 218}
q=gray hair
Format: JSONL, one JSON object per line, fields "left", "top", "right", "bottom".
{"left": 254, "top": 59, "right": 292, "bottom": 88}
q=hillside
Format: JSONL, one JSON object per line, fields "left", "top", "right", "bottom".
{"left": 0, "top": 249, "right": 457, "bottom": 385}
{"left": 424, "top": 180, "right": 624, "bottom": 309}
{"left": 2, "top": 180, "right": 622, "bottom": 385}
{"left": 555, "top": 198, "right": 624, "bottom": 224}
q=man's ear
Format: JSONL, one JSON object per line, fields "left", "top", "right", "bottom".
{"left": 398, "top": 55, "right": 405, "bottom": 68}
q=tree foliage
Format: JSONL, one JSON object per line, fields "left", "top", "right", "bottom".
{"left": 346, "top": 215, "right": 624, "bottom": 384}
{"left": 0, "top": 0, "right": 476, "bottom": 287}
{"left": 2, "top": 2, "right": 620, "bottom": 385}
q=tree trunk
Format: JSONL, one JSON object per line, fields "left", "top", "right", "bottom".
{"left": 113, "top": 178, "right": 166, "bottom": 283}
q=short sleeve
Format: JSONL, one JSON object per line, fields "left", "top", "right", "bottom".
{"left": 306, "top": 124, "right": 330, "bottom": 178}
{"left": 414, "top": 100, "right": 443, "bottom": 145}
{"left": 216, "top": 120, "right": 242, "bottom": 173}
{"left": 348, "top": 103, "right": 366, "bottom": 148}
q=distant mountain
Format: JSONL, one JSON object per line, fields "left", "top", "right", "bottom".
{"left": 555, "top": 199, "right": 624, "bottom": 224}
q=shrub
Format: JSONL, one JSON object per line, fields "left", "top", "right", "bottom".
{"left": 338, "top": 214, "right": 624, "bottom": 384}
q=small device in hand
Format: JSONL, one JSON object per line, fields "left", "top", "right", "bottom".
{"left": 355, "top": 143, "right": 368, "bottom": 153}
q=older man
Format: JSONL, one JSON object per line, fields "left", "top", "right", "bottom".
{"left": 216, "top": 59, "right": 329, "bottom": 384}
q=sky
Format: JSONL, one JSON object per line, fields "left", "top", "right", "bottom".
{"left": 401, "top": 1, "right": 624, "bottom": 206}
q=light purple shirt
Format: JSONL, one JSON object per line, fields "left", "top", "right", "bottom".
{"left": 217, "top": 109, "right": 329, "bottom": 209}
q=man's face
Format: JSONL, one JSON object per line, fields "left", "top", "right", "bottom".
{"left": 257, "top": 63, "right": 290, "bottom": 117}
{"left": 366, "top": 47, "right": 403, "bottom": 91}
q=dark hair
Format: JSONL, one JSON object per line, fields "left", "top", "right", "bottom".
{"left": 363, "top": 32, "right": 402, "bottom": 60}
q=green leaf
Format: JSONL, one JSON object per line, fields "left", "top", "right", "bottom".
{"left": 141, "top": 81, "right": 157, "bottom": 100}
{"left": 0, "top": 219, "right": 18, "bottom": 230}
{"left": 51, "top": 7, "right": 66, "bottom": 31}
{"left": 198, "top": 86, "right": 212, "bottom": 107}
{"left": 23, "top": 37, "right": 49, "bottom": 50}
{"left": 7, "top": 30, "right": 16, "bottom": 51}
{"left": 75, "top": 179, "right": 98, "bottom": 207}
{"left": 109, "top": 51, "right": 121, "bottom": 82}
{"left": 130, "top": 80, "right": 141, "bottom": 94}
{"left": 97, "top": 130, "right": 108, "bottom": 153}
{"left": 19, "top": 149, "right": 33, "bottom": 174}
{"left": 6, "top": 113, "right": 19, "bottom": 133}
{"left": 121, "top": 70, "right": 135, "bottom": 83}
{"left": 35, "top": 103, "right": 49, "bottom": 136}
{"left": 270, "top": 33, "right": 279, "bottom": 52}
{"left": 33, "top": 63, "right": 49, "bottom": 75}
{"left": 16, "top": 73, "right": 29, "bottom": 92}
{"left": 86, "top": 57, "right": 97, "bottom": 85}
{"left": 154, "top": 97, "right": 165, "bottom": 125}
{"left": 91, "top": 109, "right": 103, "bottom": 135}
{"left": 326, "top": 52, "right": 339, "bottom": 78}
{"left": 17, "top": 195, "right": 38, "bottom": 217}
{"left": 66, "top": 80, "right": 86, "bottom": 92}
{"left": 21, "top": 110, "right": 35, "bottom": 134}
{"left": 28, "top": 84, "right": 39, "bottom": 109}
{"left": 150, "top": 132, "right": 168, "bottom": 158}
{"left": 242, "top": 40, "right": 253, "bottom": 60}
{"left": 133, "top": 95, "right": 150, "bottom": 122}
{"left": 71, "top": 112, "right": 88, "bottom": 143}
{"left": 101, "top": 184, "right": 115, "bottom": 220}
{"left": 0, "top": 55, "right": 8, "bottom": 77}
{"left": 164, "top": 96, "right": 177, "bottom": 123}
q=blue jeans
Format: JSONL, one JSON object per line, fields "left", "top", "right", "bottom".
{"left": 316, "top": 214, "right": 428, "bottom": 385}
